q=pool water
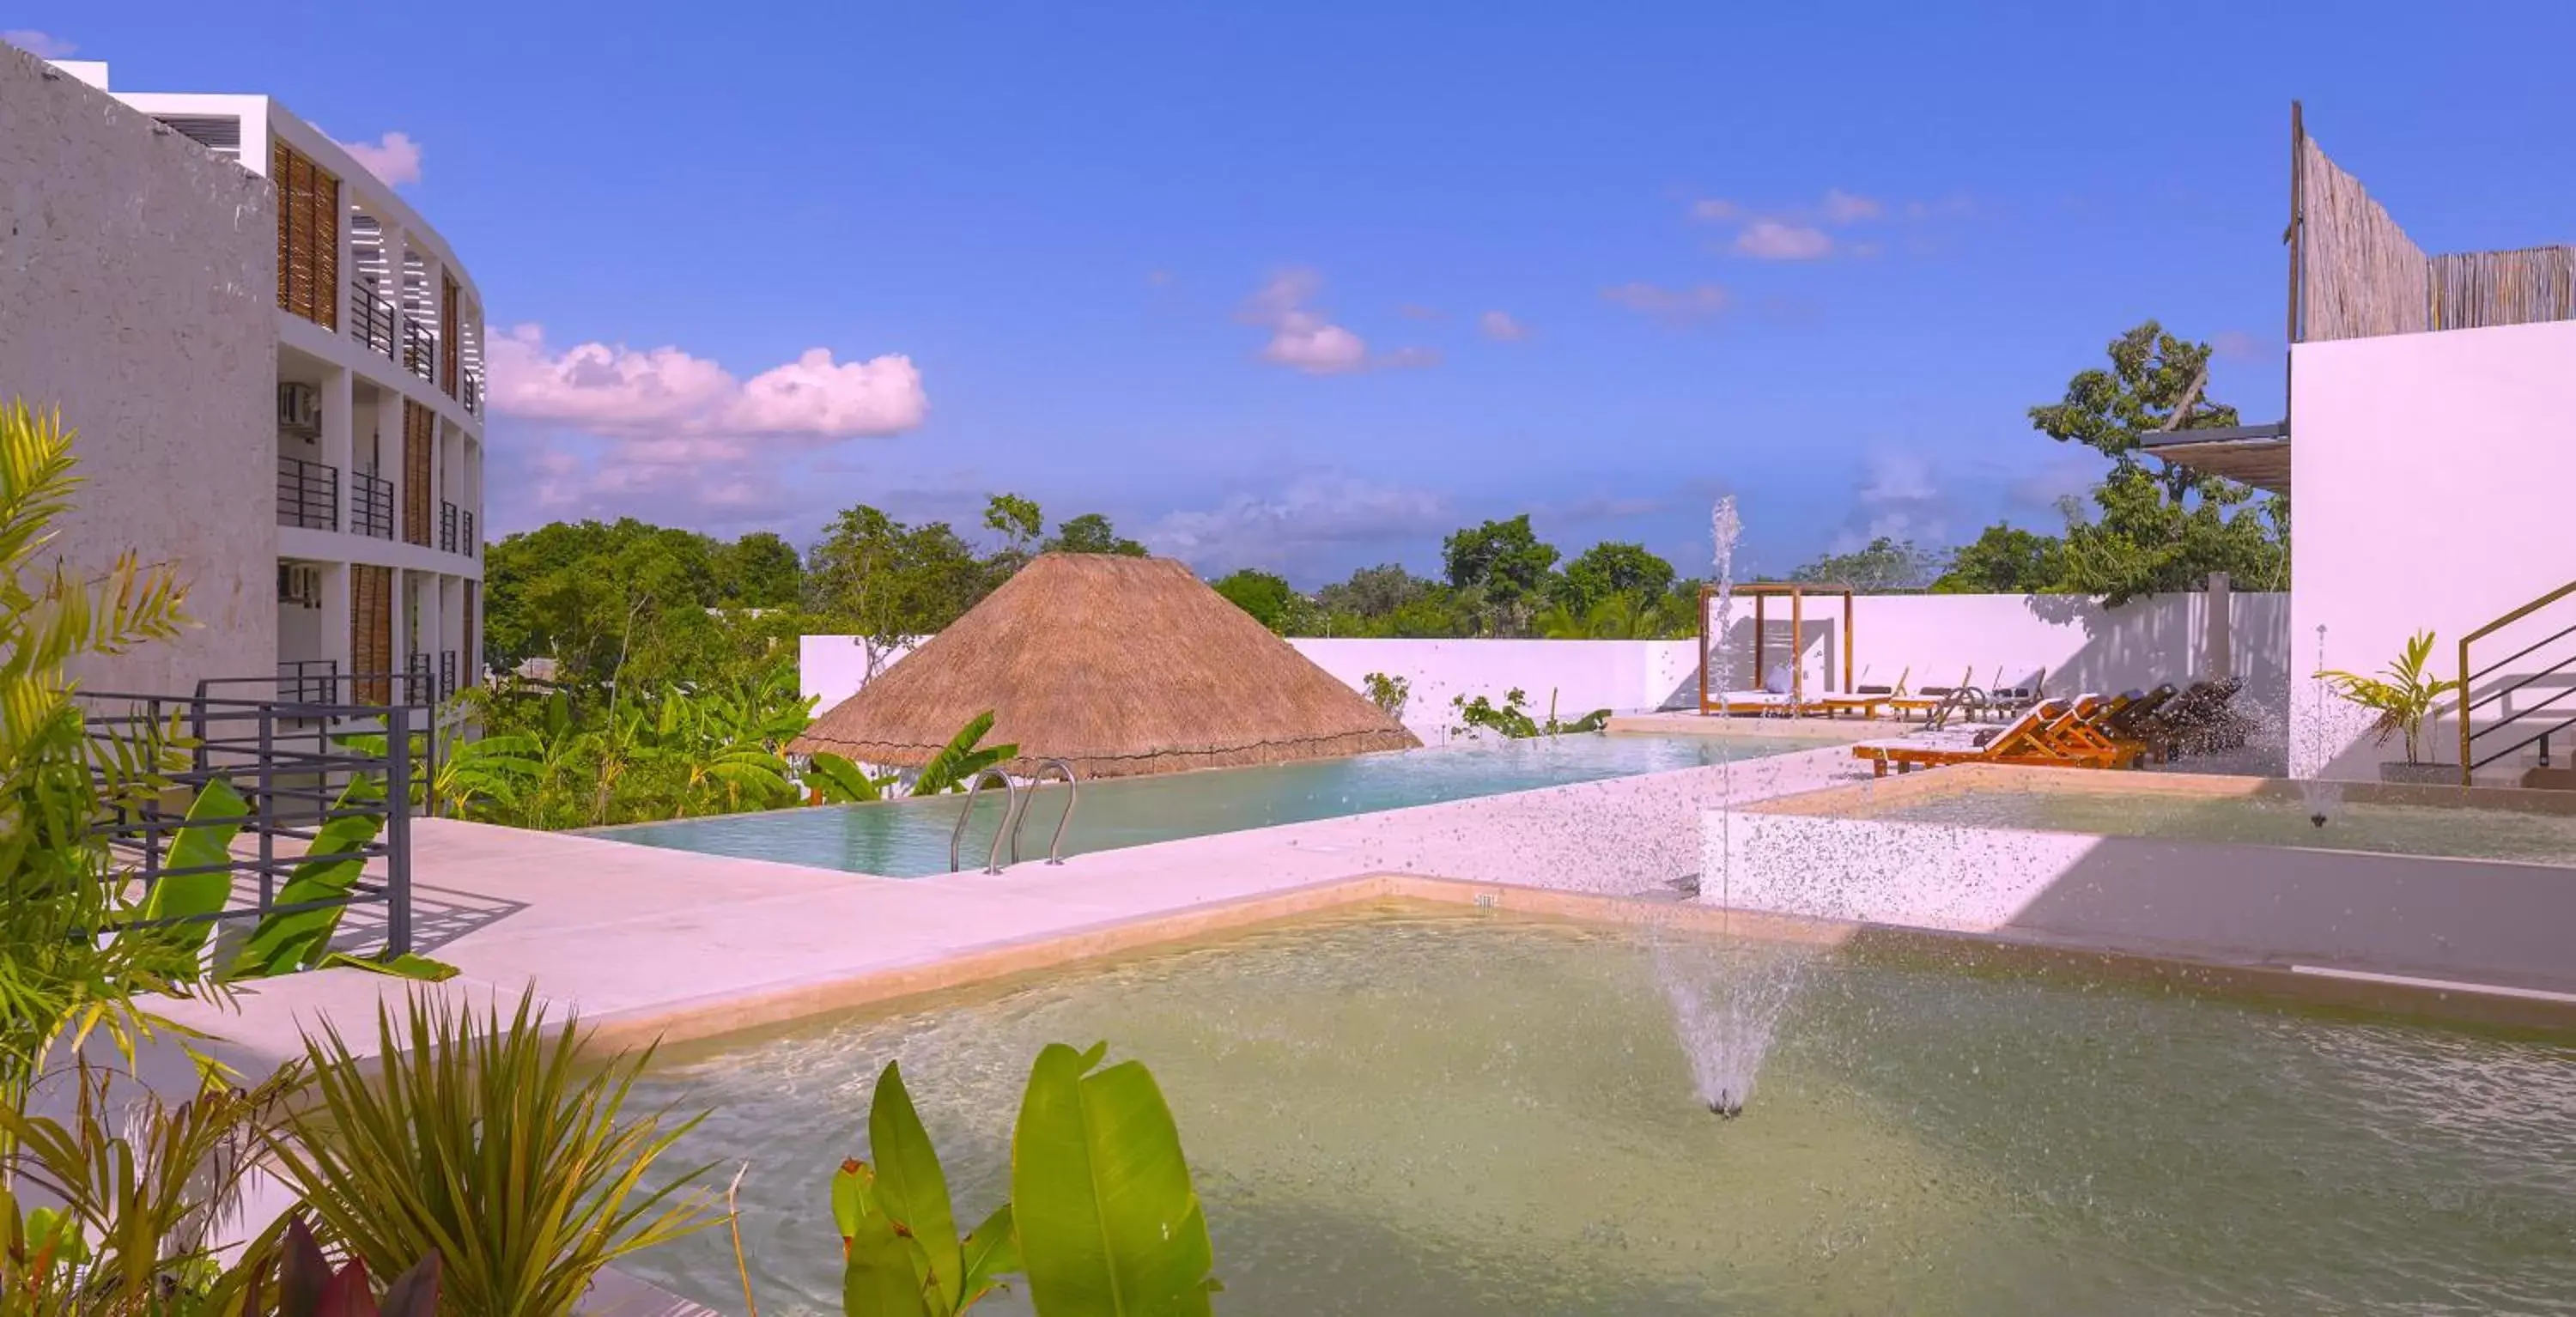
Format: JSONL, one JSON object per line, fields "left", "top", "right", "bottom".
{"left": 1858, "top": 788, "right": 2576, "bottom": 867}
{"left": 625, "top": 911, "right": 2576, "bottom": 1315}
{"left": 595, "top": 732, "right": 1841, "bottom": 877}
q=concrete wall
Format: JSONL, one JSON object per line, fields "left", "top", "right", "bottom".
{"left": 0, "top": 45, "right": 277, "bottom": 696}
{"left": 2289, "top": 320, "right": 2576, "bottom": 779}
{"left": 799, "top": 588, "right": 2291, "bottom": 743}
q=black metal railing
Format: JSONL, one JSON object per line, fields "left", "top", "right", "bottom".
{"left": 349, "top": 279, "right": 398, "bottom": 361}
{"left": 462, "top": 370, "right": 482, "bottom": 416}
{"left": 2460, "top": 579, "right": 2576, "bottom": 782}
{"left": 81, "top": 686, "right": 418, "bottom": 956}
{"left": 351, "top": 471, "right": 395, "bottom": 539}
{"left": 439, "top": 501, "right": 459, "bottom": 554}
{"left": 405, "top": 654, "right": 432, "bottom": 708}
{"left": 277, "top": 658, "right": 338, "bottom": 704}
{"left": 401, "top": 321, "right": 436, "bottom": 382}
{"left": 460, "top": 507, "right": 476, "bottom": 557}
{"left": 276, "top": 455, "right": 339, "bottom": 531}
{"left": 439, "top": 650, "right": 458, "bottom": 703}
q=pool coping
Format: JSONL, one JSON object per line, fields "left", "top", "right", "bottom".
{"left": 579, "top": 870, "right": 2576, "bottom": 1056}
{"left": 1751, "top": 759, "right": 2576, "bottom": 820}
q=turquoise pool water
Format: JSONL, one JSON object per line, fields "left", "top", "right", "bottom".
{"left": 595, "top": 732, "right": 1841, "bottom": 877}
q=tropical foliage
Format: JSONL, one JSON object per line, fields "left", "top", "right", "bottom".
{"left": 1449, "top": 687, "right": 1611, "bottom": 740}
{"left": 268, "top": 988, "right": 719, "bottom": 1317}
{"left": 2317, "top": 629, "right": 2464, "bottom": 765}
{"left": 824, "top": 1045, "right": 1216, "bottom": 1317}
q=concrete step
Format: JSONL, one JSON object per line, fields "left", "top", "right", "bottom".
{"left": 2521, "top": 765, "right": 2576, "bottom": 792}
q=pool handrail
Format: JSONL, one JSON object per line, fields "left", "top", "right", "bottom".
{"left": 1009, "top": 757, "right": 1081, "bottom": 866}
{"left": 951, "top": 768, "right": 1023, "bottom": 874}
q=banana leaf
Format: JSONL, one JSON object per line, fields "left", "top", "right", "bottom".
{"left": 806, "top": 752, "right": 884, "bottom": 804}
{"left": 912, "top": 713, "right": 1018, "bottom": 796}
{"left": 843, "top": 1210, "right": 934, "bottom": 1317}
{"left": 870, "top": 1061, "right": 964, "bottom": 1313}
{"left": 129, "top": 778, "right": 249, "bottom": 965}
{"left": 1011, "top": 1041, "right": 1216, "bottom": 1317}
{"left": 225, "top": 776, "right": 387, "bottom": 980}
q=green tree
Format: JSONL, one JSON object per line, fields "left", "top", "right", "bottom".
{"left": 1042, "top": 513, "right": 1146, "bottom": 556}
{"left": 808, "top": 506, "right": 992, "bottom": 643}
{"left": 1557, "top": 542, "right": 1676, "bottom": 612}
{"left": 1930, "top": 523, "right": 2068, "bottom": 593}
{"left": 1210, "top": 568, "right": 1300, "bottom": 633}
{"left": 1442, "top": 515, "right": 1561, "bottom": 635}
{"left": 1789, "top": 537, "right": 1942, "bottom": 592}
{"left": 2030, "top": 319, "right": 2289, "bottom": 604}
{"left": 711, "top": 531, "right": 804, "bottom": 609}
{"left": 482, "top": 519, "right": 732, "bottom": 688}
{"left": 983, "top": 493, "right": 1044, "bottom": 549}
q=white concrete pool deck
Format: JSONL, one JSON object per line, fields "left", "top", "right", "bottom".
{"left": 161, "top": 740, "right": 1877, "bottom": 1071}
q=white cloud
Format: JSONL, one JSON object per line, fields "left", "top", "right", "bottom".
{"left": 1396, "top": 302, "right": 1443, "bottom": 320}
{"left": 1829, "top": 450, "right": 1953, "bottom": 552}
{"left": 2210, "top": 329, "right": 2271, "bottom": 362}
{"left": 1734, "top": 220, "right": 1835, "bottom": 260}
{"left": 335, "top": 131, "right": 423, "bottom": 187}
{"left": 5, "top": 29, "right": 75, "bottom": 58}
{"left": 1147, "top": 475, "right": 1453, "bottom": 575}
{"left": 487, "top": 325, "right": 927, "bottom": 439}
{"left": 1478, "top": 310, "right": 1528, "bottom": 342}
{"left": 1820, "top": 188, "right": 1883, "bottom": 224}
{"left": 1902, "top": 195, "right": 1978, "bottom": 221}
{"left": 1239, "top": 269, "right": 1434, "bottom": 375}
{"left": 1691, "top": 197, "right": 1741, "bottom": 222}
{"left": 2009, "top": 451, "right": 2107, "bottom": 510}
{"left": 1601, "top": 282, "right": 1731, "bottom": 325}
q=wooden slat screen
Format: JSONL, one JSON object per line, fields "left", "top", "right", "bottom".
{"left": 351, "top": 565, "right": 392, "bottom": 703}
{"left": 271, "top": 140, "right": 340, "bottom": 330}
{"left": 440, "top": 274, "right": 460, "bottom": 396}
{"left": 402, "top": 399, "right": 434, "bottom": 547}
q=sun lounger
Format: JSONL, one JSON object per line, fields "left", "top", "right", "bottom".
{"left": 2030, "top": 692, "right": 2145, "bottom": 768}
{"left": 1851, "top": 699, "right": 2075, "bottom": 776}
{"left": 1886, "top": 667, "right": 1972, "bottom": 723}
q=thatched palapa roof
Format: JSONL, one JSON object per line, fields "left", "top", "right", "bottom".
{"left": 791, "top": 554, "right": 1419, "bottom": 780}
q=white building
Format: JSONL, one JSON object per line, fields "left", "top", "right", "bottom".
{"left": 53, "top": 57, "right": 487, "bottom": 707}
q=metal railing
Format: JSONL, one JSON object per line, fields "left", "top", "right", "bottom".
{"left": 439, "top": 650, "right": 458, "bottom": 703}
{"left": 462, "top": 370, "right": 482, "bottom": 416}
{"left": 2460, "top": 578, "right": 2576, "bottom": 784}
{"left": 439, "top": 501, "right": 459, "bottom": 554}
{"left": 405, "top": 654, "right": 432, "bottom": 707}
{"left": 276, "top": 455, "right": 338, "bottom": 531}
{"left": 401, "top": 321, "right": 436, "bottom": 382}
{"left": 82, "top": 686, "right": 419, "bottom": 956}
{"left": 460, "top": 507, "right": 476, "bottom": 557}
{"left": 349, "top": 279, "right": 398, "bottom": 361}
{"left": 351, "top": 471, "right": 395, "bottom": 539}
{"left": 277, "top": 658, "right": 338, "bottom": 704}
{"left": 950, "top": 769, "right": 1021, "bottom": 874}
{"left": 1006, "top": 758, "right": 1080, "bottom": 866}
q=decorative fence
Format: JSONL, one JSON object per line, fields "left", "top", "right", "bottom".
{"left": 81, "top": 684, "right": 422, "bottom": 956}
{"left": 2295, "top": 112, "right": 2576, "bottom": 343}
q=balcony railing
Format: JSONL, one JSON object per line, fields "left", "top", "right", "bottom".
{"left": 461, "top": 370, "right": 482, "bottom": 416}
{"left": 460, "top": 507, "right": 476, "bottom": 557}
{"left": 404, "top": 653, "right": 433, "bottom": 707}
{"left": 351, "top": 471, "right": 395, "bottom": 539}
{"left": 276, "top": 455, "right": 338, "bottom": 531}
{"left": 439, "top": 500, "right": 458, "bottom": 554}
{"left": 349, "top": 279, "right": 398, "bottom": 361}
{"left": 439, "top": 650, "right": 458, "bottom": 703}
{"left": 277, "top": 658, "right": 338, "bottom": 704}
{"left": 401, "top": 321, "right": 436, "bottom": 383}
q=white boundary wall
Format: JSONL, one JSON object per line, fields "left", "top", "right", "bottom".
{"left": 800, "top": 589, "right": 2287, "bottom": 742}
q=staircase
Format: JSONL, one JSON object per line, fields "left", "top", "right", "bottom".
{"left": 2459, "top": 579, "right": 2576, "bottom": 789}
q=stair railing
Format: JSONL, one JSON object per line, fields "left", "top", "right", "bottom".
{"left": 2458, "top": 579, "right": 2576, "bottom": 786}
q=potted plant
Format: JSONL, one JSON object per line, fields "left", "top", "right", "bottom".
{"left": 2316, "top": 629, "right": 2464, "bottom": 784}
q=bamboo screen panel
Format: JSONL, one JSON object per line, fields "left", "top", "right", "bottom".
{"left": 351, "top": 565, "right": 392, "bottom": 703}
{"left": 440, "top": 273, "right": 460, "bottom": 396}
{"left": 402, "top": 399, "right": 434, "bottom": 547}
{"left": 271, "top": 140, "right": 340, "bottom": 330}
{"left": 2299, "top": 134, "right": 2576, "bottom": 342}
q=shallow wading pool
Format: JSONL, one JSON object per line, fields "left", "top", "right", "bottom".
{"left": 592, "top": 732, "right": 1843, "bottom": 877}
{"left": 623, "top": 909, "right": 2576, "bottom": 1316}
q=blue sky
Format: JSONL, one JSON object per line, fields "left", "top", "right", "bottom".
{"left": 23, "top": 2, "right": 2576, "bottom": 585}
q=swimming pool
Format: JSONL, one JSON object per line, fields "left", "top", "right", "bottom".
{"left": 1846, "top": 786, "right": 2576, "bottom": 867}
{"left": 595, "top": 731, "right": 1844, "bottom": 877}
{"left": 623, "top": 909, "right": 2576, "bottom": 1315}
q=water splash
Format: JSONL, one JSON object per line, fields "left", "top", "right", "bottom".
{"left": 2297, "top": 623, "right": 2344, "bottom": 827}
{"left": 1649, "top": 495, "right": 1807, "bottom": 1119}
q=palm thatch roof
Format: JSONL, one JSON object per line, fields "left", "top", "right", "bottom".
{"left": 791, "top": 554, "right": 1419, "bottom": 779}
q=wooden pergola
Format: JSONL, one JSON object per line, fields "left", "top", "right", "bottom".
{"left": 1697, "top": 581, "right": 1856, "bottom": 714}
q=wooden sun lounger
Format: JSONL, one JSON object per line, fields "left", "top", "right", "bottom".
{"left": 1851, "top": 699, "right": 2074, "bottom": 776}
{"left": 2029, "top": 692, "right": 2144, "bottom": 768}
{"left": 1886, "top": 666, "right": 1972, "bottom": 723}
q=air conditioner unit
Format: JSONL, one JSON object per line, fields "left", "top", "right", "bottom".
{"left": 278, "top": 383, "right": 320, "bottom": 431}
{"left": 276, "top": 562, "right": 322, "bottom": 609}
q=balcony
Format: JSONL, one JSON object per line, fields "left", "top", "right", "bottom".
{"left": 276, "top": 455, "right": 338, "bottom": 531}
{"left": 439, "top": 649, "right": 459, "bottom": 703}
{"left": 401, "top": 321, "right": 436, "bottom": 384}
{"left": 349, "top": 279, "right": 398, "bottom": 361}
{"left": 462, "top": 507, "right": 476, "bottom": 557}
{"left": 351, "top": 471, "right": 395, "bottom": 540}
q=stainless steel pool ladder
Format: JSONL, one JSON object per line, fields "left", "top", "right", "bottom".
{"left": 948, "top": 760, "right": 1080, "bottom": 873}
{"left": 950, "top": 768, "right": 1021, "bottom": 874}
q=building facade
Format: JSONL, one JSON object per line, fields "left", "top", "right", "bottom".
{"left": 65, "top": 57, "right": 486, "bottom": 707}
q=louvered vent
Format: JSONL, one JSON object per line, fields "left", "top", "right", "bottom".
{"left": 154, "top": 114, "right": 242, "bottom": 161}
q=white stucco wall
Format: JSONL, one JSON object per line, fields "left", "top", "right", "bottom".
{"left": 800, "top": 588, "right": 2288, "bottom": 743}
{"left": 2289, "top": 320, "right": 2576, "bottom": 779}
{"left": 0, "top": 45, "right": 277, "bottom": 696}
